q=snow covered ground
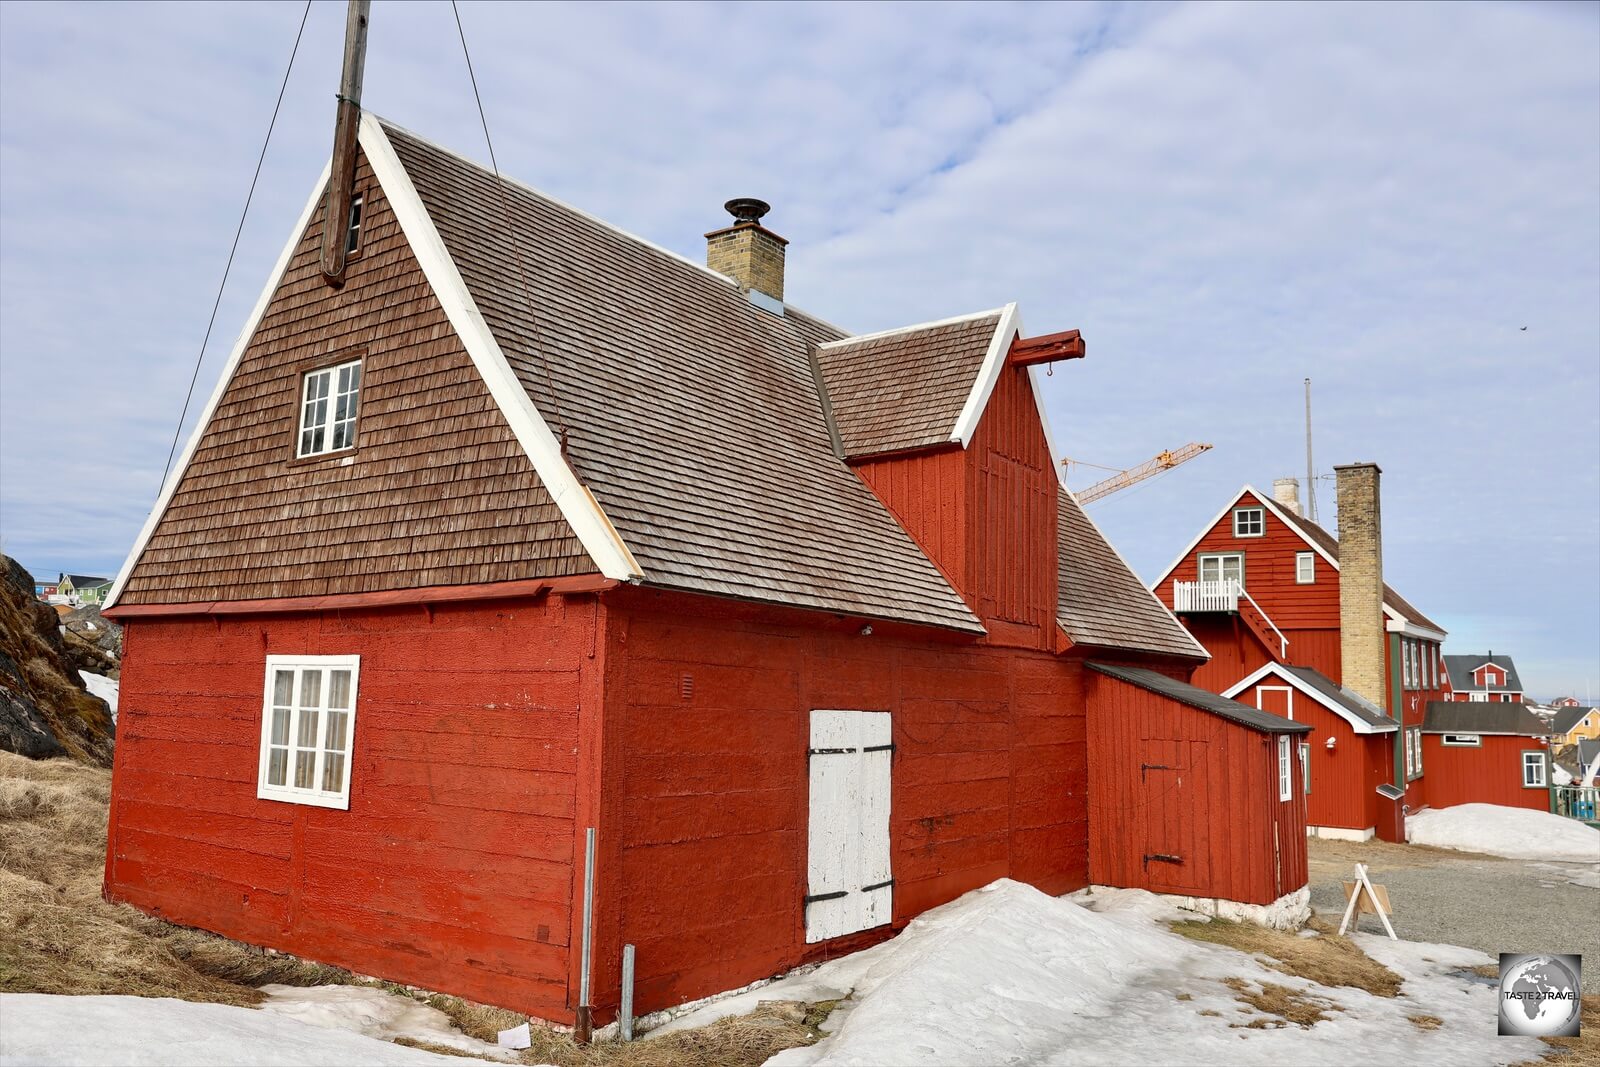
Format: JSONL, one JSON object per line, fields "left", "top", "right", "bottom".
{"left": 656, "top": 880, "right": 1543, "bottom": 1066}
{"left": 0, "top": 993, "right": 492, "bottom": 1066}
{"left": 78, "top": 670, "right": 118, "bottom": 719}
{"left": 1407, "top": 803, "right": 1600, "bottom": 861}
{"left": 259, "top": 984, "right": 513, "bottom": 1060}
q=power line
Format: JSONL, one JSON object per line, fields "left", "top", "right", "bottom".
{"left": 161, "top": 0, "right": 312, "bottom": 485}
{"left": 450, "top": 0, "right": 568, "bottom": 444}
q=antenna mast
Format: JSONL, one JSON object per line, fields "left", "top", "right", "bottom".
{"left": 320, "top": 0, "right": 371, "bottom": 286}
{"left": 1304, "top": 377, "right": 1318, "bottom": 522}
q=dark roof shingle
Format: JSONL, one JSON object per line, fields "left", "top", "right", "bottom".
{"left": 1422, "top": 700, "right": 1548, "bottom": 736}
{"left": 1551, "top": 705, "right": 1596, "bottom": 735}
{"left": 1057, "top": 491, "right": 1205, "bottom": 660}
{"left": 1278, "top": 665, "right": 1396, "bottom": 732}
{"left": 1442, "top": 654, "right": 1524, "bottom": 693}
{"left": 1088, "top": 662, "right": 1310, "bottom": 734}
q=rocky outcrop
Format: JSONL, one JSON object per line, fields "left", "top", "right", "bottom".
{"left": 0, "top": 557, "right": 114, "bottom": 765}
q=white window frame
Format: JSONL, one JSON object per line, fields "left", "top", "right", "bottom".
{"left": 1278, "top": 735, "right": 1293, "bottom": 801}
{"left": 296, "top": 358, "right": 363, "bottom": 458}
{"left": 1295, "top": 552, "right": 1315, "bottom": 584}
{"left": 1198, "top": 552, "right": 1244, "bottom": 586}
{"left": 1299, "top": 741, "right": 1311, "bottom": 795}
{"left": 257, "top": 654, "right": 361, "bottom": 810}
{"left": 1469, "top": 692, "right": 1488, "bottom": 702}
{"left": 1404, "top": 726, "right": 1423, "bottom": 780}
{"left": 1233, "top": 506, "right": 1265, "bottom": 538}
{"left": 1521, "top": 751, "right": 1546, "bottom": 788}
{"left": 1441, "top": 733, "right": 1481, "bottom": 747}
{"left": 345, "top": 192, "right": 364, "bottom": 255}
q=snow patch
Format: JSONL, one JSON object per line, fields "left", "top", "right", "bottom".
{"left": 661, "top": 879, "right": 1539, "bottom": 1065}
{"left": 0, "top": 993, "right": 489, "bottom": 1066}
{"left": 1084, "top": 884, "right": 1310, "bottom": 930}
{"left": 79, "top": 671, "right": 118, "bottom": 719}
{"left": 259, "top": 984, "right": 514, "bottom": 1060}
{"left": 1407, "top": 803, "right": 1600, "bottom": 861}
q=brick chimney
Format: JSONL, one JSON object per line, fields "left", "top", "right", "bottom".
{"left": 706, "top": 198, "right": 787, "bottom": 304}
{"left": 1335, "top": 462, "right": 1386, "bottom": 707}
{"left": 1272, "top": 477, "right": 1301, "bottom": 516}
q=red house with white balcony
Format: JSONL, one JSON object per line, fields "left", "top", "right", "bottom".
{"left": 1152, "top": 470, "right": 1449, "bottom": 841}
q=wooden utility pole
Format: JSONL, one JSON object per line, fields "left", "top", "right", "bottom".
{"left": 320, "top": 0, "right": 371, "bottom": 286}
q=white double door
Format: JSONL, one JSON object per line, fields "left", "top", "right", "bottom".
{"left": 805, "top": 710, "right": 893, "bottom": 943}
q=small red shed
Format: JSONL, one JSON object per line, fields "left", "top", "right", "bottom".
{"left": 1421, "top": 701, "right": 1552, "bottom": 811}
{"left": 1086, "top": 663, "right": 1311, "bottom": 921}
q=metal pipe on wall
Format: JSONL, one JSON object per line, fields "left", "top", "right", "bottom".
{"left": 575, "top": 826, "right": 597, "bottom": 1043}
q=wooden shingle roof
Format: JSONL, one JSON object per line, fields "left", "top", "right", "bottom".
{"left": 815, "top": 311, "right": 1007, "bottom": 459}
{"left": 1057, "top": 490, "right": 1207, "bottom": 660}
{"left": 382, "top": 121, "right": 983, "bottom": 633}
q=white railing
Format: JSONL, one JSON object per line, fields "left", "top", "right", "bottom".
{"left": 1552, "top": 785, "right": 1599, "bottom": 824}
{"left": 1173, "top": 579, "right": 1240, "bottom": 612}
{"left": 1172, "top": 579, "right": 1289, "bottom": 657}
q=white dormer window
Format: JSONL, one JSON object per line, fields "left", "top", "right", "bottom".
{"left": 345, "top": 193, "right": 364, "bottom": 255}
{"left": 298, "top": 358, "right": 362, "bottom": 457}
{"left": 1233, "top": 507, "right": 1265, "bottom": 537}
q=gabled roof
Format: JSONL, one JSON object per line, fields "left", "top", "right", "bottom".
{"left": 61, "top": 574, "right": 110, "bottom": 588}
{"left": 1089, "top": 663, "right": 1310, "bottom": 734}
{"left": 815, "top": 309, "right": 1013, "bottom": 459}
{"left": 1442, "top": 654, "right": 1524, "bottom": 693}
{"left": 1422, "top": 700, "right": 1548, "bottom": 737}
{"left": 1222, "top": 662, "right": 1398, "bottom": 734}
{"left": 1154, "top": 485, "right": 1447, "bottom": 638}
{"left": 1551, "top": 705, "right": 1598, "bottom": 735}
{"left": 1057, "top": 490, "right": 1207, "bottom": 660}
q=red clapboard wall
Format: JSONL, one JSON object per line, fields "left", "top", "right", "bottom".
{"left": 1421, "top": 735, "right": 1550, "bottom": 810}
{"left": 1085, "top": 671, "right": 1308, "bottom": 906}
{"left": 104, "top": 596, "right": 600, "bottom": 1021}
{"left": 592, "top": 586, "right": 1088, "bottom": 1018}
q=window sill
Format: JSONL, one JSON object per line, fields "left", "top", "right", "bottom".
{"left": 285, "top": 448, "right": 359, "bottom": 470}
{"left": 257, "top": 786, "right": 351, "bottom": 810}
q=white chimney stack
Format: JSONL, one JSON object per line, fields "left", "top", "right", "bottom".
{"left": 1273, "top": 477, "right": 1301, "bottom": 516}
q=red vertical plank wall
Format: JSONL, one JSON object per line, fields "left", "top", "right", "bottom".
{"left": 598, "top": 587, "right": 1089, "bottom": 1020}
{"left": 1085, "top": 671, "right": 1307, "bottom": 906}
{"left": 1421, "top": 736, "right": 1550, "bottom": 810}
{"left": 103, "top": 596, "right": 599, "bottom": 1021}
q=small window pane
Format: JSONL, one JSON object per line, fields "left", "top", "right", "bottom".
{"left": 270, "top": 707, "right": 290, "bottom": 746}
{"left": 299, "top": 671, "right": 322, "bottom": 709}
{"left": 328, "top": 671, "right": 352, "bottom": 710}
{"left": 273, "top": 670, "right": 294, "bottom": 706}
{"left": 324, "top": 709, "right": 348, "bottom": 753}
{"left": 294, "top": 750, "right": 316, "bottom": 789}
{"left": 268, "top": 748, "right": 288, "bottom": 786}
{"left": 322, "top": 752, "right": 346, "bottom": 793}
{"left": 297, "top": 707, "right": 320, "bottom": 748}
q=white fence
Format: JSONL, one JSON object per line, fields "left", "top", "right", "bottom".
{"left": 1552, "top": 784, "right": 1599, "bottom": 825}
{"left": 1173, "top": 579, "right": 1241, "bottom": 613}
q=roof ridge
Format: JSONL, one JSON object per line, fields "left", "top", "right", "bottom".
{"left": 815, "top": 306, "right": 1008, "bottom": 350}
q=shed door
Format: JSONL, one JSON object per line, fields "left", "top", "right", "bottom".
{"left": 806, "top": 710, "right": 892, "bottom": 943}
{"left": 1139, "top": 738, "right": 1210, "bottom": 895}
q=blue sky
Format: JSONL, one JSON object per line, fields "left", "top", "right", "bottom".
{"left": 1, "top": 1, "right": 1596, "bottom": 697}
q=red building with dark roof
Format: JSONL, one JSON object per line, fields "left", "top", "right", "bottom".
{"left": 100, "top": 115, "right": 1309, "bottom": 1025}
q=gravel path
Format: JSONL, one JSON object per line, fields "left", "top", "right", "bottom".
{"left": 1306, "top": 838, "right": 1600, "bottom": 962}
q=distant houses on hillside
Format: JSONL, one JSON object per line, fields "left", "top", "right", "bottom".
{"left": 39, "top": 573, "right": 113, "bottom": 606}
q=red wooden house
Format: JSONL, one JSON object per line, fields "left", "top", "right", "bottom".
{"left": 100, "top": 113, "right": 1308, "bottom": 1025}
{"left": 1152, "top": 471, "right": 1449, "bottom": 840}
{"left": 1442, "top": 653, "right": 1526, "bottom": 703}
{"left": 1420, "top": 701, "right": 1552, "bottom": 811}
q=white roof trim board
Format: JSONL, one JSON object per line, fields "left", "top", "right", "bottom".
{"left": 1222, "top": 662, "right": 1398, "bottom": 734}
{"left": 814, "top": 306, "right": 1008, "bottom": 351}
{"left": 103, "top": 157, "right": 335, "bottom": 610}
{"left": 949, "top": 302, "right": 1021, "bottom": 447}
{"left": 1150, "top": 483, "right": 1444, "bottom": 639}
{"left": 358, "top": 115, "right": 642, "bottom": 582}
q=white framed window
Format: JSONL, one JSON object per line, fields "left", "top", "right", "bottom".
{"left": 1441, "top": 734, "right": 1481, "bottom": 747}
{"left": 345, "top": 193, "right": 364, "bottom": 255}
{"left": 1521, "top": 751, "right": 1546, "bottom": 788}
{"left": 1233, "top": 507, "right": 1265, "bottom": 538}
{"left": 1299, "top": 742, "right": 1311, "bottom": 795}
{"left": 1278, "top": 735, "right": 1293, "bottom": 801}
{"left": 258, "top": 655, "right": 360, "bottom": 809}
{"left": 297, "top": 358, "right": 362, "bottom": 457}
{"left": 1404, "top": 727, "right": 1423, "bottom": 779}
{"left": 1295, "top": 552, "right": 1315, "bottom": 584}
{"left": 1469, "top": 692, "right": 1488, "bottom": 702}
{"left": 1402, "top": 641, "right": 1413, "bottom": 688}
{"left": 1198, "top": 552, "right": 1244, "bottom": 586}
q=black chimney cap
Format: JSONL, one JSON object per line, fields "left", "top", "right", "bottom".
{"left": 724, "top": 198, "right": 771, "bottom": 225}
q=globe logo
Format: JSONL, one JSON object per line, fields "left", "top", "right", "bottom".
{"left": 1498, "top": 953, "right": 1582, "bottom": 1038}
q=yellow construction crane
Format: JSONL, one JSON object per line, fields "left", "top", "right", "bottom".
{"left": 1063, "top": 443, "right": 1213, "bottom": 504}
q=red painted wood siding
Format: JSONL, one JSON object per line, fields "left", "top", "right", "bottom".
{"left": 1086, "top": 672, "right": 1307, "bottom": 906}
{"left": 596, "top": 587, "right": 1088, "bottom": 1018}
{"left": 103, "top": 596, "right": 600, "bottom": 1021}
{"left": 1155, "top": 493, "right": 1339, "bottom": 632}
{"left": 856, "top": 366, "right": 1056, "bottom": 648}
{"left": 1234, "top": 679, "right": 1395, "bottom": 834}
{"left": 1422, "top": 736, "right": 1550, "bottom": 811}
{"left": 1182, "top": 615, "right": 1276, "bottom": 693}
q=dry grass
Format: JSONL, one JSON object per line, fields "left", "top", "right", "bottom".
{"left": 506, "top": 1001, "right": 831, "bottom": 1067}
{"left": 0, "top": 751, "right": 351, "bottom": 1004}
{"left": 1523, "top": 994, "right": 1600, "bottom": 1067}
{"left": 1223, "top": 977, "right": 1339, "bottom": 1029}
{"left": 1408, "top": 1014, "right": 1444, "bottom": 1030}
{"left": 1169, "top": 916, "right": 1403, "bottom": 998}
